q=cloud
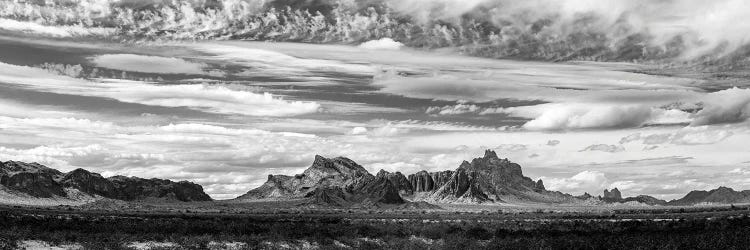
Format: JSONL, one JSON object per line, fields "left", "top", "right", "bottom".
{"left": 692, "top": 87, "right": 750, "bottom": 126}
{"left": 426, "top": 104, "right": 483, "bottom": 115}
{"left": 642, "top": 134, "right": 672, "bottom": 145}
{"left": 388, "top": 0, "right": 750, "bottom": 58}
{"left": 580, "top": 144, "right": 625, "bottom": 153}
{"left": 671, "top": 129, "right": 734, "bottom": 145}
{"left": 367, "top": 162, "right": 421, "bottom": 174}
{"left": 358, "top": 38, "right": 405, "bottom": 50}
{"left": 546, "top": 140, "right": 560, "bottom": 146}
{"left": 191, "top": 43, "right": 375, "bottom": 75}
{"left": 543, "top": 171, "right": 609, "bottom": 195}
{"left": 618, "top": 127, "right": 734, "bottom": 146}
{"left": 619, "top": 133, "right": 642, "bottom": 144}
{"left": 521, "top": 104, "right": 653, "bottom": 131}
{"left": 90, "top": 54, "right": 209, "bottom": 75}
{"left": 349, "top": 127, "right": 368, "bottom": 135}
{"left": 91, "top": 81, "right": 322, "bottom": 117}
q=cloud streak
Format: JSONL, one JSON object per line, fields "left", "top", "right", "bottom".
{"left": 0, "top": 63, "right": 320, "bottom": 117}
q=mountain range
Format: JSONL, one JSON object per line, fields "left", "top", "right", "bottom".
{"left": 0, "top": 160, "right": 211, "bottom": 204}
{"left": 239, "top": 150, "right": 750, "bottom": 207}
{"left": 2, "top": 151, "right": 749, "bottom": 208}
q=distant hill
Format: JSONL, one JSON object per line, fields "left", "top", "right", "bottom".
{"left": 0, "top": 161, "right": 211, "bottom": 203}
{"left": 667, "top": 187, "right": 750, "bottom": 206}
{"left": 598, "top": 186, "right": 750, "bottom": 206}
{"left": 600, "top": 188, "right": 667, "bottom": 206}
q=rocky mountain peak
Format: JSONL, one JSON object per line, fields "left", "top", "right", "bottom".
{"left": 484, "top": 149, "right": 498, "bottom": 159}
{"left": 603, "top": 188, "right": 623, "bottom": 201}
{"left": 239, "top": 155, "right": 412, "bottom": 207}
{"left": 306, "top": 155, "right": 370, "bottom": 179}
{"left": 457, "top": 150, "right": 527, "bottom": 188}
{"left": 535, "top": 179, "right": 545, "bottom": 191}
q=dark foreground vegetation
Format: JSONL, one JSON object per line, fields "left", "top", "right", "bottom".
{"left": 1, "top": 205, "right": 750, "bottom": 249}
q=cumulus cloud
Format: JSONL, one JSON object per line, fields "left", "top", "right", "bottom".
{"left": 521, "top": 104, "right": 653, "bottom": 131}
{"left": 349, "top": 126, "right": 369, "bottom": 135}
{"left": 358, "top": 38, "right": 405, "bottom": 50}
{"left": 692, "top": 87, "right": 750, "bottom": 126}
{"left": 107, "top": 83, "right": 321, "bottom": 117}
{"left": 90, "top": 54, "right": 209, "bottom": 75}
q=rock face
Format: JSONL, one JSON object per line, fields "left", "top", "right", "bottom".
{"left": 408, "top": 170, "right": 454, "bottom": 192}
{"left": 432, "top": 168, "right": 491, "bottom": 202}
{"left": 603, "top": 188, "right": 623, "bottom": 202}
{"left": 668, "top": 186, "right": 750, "bottom": 206}
{"left": 106, "top": 176, "right": 212, "bottom": 202}
{"left": 0, "top": 161, "right": 211, "bottom": 202}
{"left": 238, "top": 155, "right": 406, "bottom": 206}
{"left": 377, "top": 170, "right": 413, "bottom": 195}
{"left": 61, "top": 168, "right": 117, "bottom": 197}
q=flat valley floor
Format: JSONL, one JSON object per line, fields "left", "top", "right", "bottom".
{"left": 2, "top": 202, "right": 750, "bottom": 249}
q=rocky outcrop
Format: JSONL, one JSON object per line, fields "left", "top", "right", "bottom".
{"left": 61, "top": 168, "right": 117, "bottom": 197}
{"left": 534, "top": 179, "right": 545, "bottom": 191}
{"left": 430, "top": 170, "right": 454, "bottom": 190}
{"left": 432, "top": 168, "right": 490, "bottom": 202}
{"left": 1, "top": 161, "right": 65, "bottom": 198}
{"left": 106, "top": 176, "right": 212, "bottom": 202}
{"left": 1, "top": 172, "right": 66, "bottom": 198}
{"left": 377, "top": 170, "right": 413, "bottom": 195}
{"left": 0, "top": 161, "right": 211, "bottom": 202}
{"left": 408, "top": 171, "right": 434, "bottom": 192}
{"left": 361, "top": 175, "right": 405, "bottom": 204}
{"left": 306, "top": 187, "right": 348, "bottom": 206}
{"left": 575, "top": 192, "right": 593, "bottom": 200}
{"left": 668, "top": 186, "right": 750, "bottom": 206}
{"left": 603, "top": 188, "right": 622, "bottom": 202}
{"left": 600, "top": 188, "right": 667, "bottom": 205}
{"left": 407, "top": 170, "right": 454, "bottom": 193}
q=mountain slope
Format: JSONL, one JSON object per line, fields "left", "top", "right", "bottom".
{"left": 237, "top": 155, "right": 407, "bottom": 206}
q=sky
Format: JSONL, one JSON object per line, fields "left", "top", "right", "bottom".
{"left": 1, "top": 1, "right": 750, "bottom": 200}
